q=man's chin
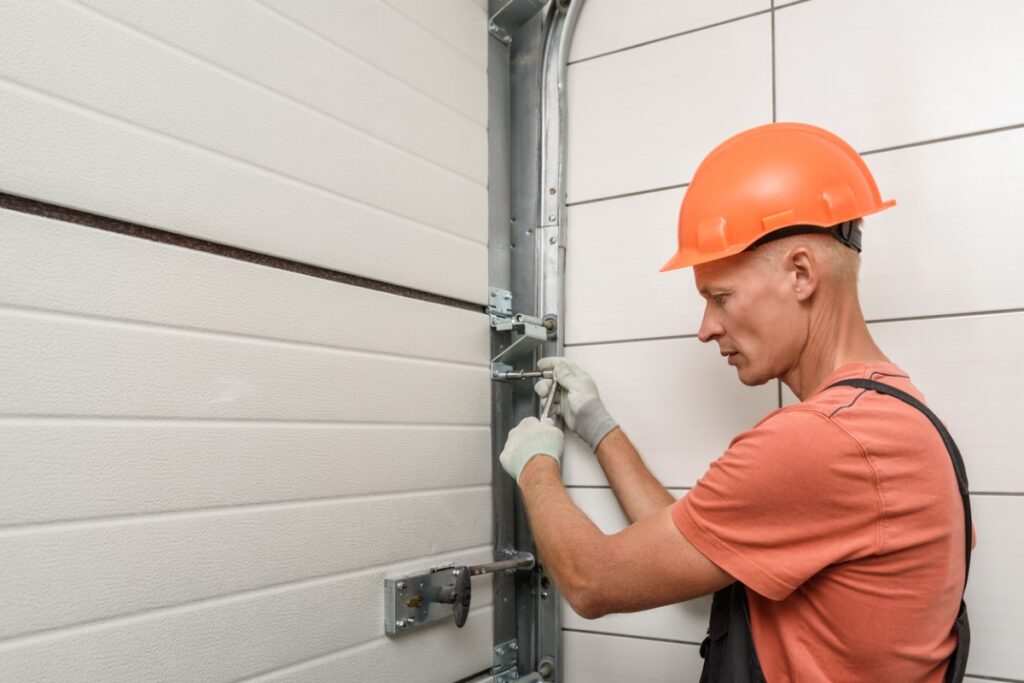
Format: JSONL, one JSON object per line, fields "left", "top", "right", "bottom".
{"left": 735, "top": 367, "right": 772, "bottom": 387}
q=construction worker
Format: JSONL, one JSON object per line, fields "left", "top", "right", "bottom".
{"left": 498, "top": 123, "right": 972, "bottom": 682}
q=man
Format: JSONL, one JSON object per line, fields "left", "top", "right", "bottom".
{"left": 498, "top": 123, "right": 970, "bottom": 682}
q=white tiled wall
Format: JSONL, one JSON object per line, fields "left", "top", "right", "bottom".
{"left": 564, "top": 1, "right": 1024, "bottom": 680}
{"left": 0, "top": 1, "right": 493, "bottom": 680}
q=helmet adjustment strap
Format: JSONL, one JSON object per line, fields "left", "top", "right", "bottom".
{"left": 744, "top": 220, "right": 863, "bottom": 254}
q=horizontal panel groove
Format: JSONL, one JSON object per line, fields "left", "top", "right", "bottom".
{"left": 0, "top": 484, "right": 492, "bottom": 535}
{"left": 569, "top": 10, "right": 772, "bottom": 66}
{"left": 238, "top": 606, "right": 495, "bottom": 682}
{"left": 0, "top": 192, "right": 484, "bottom": 313}
{"left": 376, "top": 0, "right": 483, "bottom": 69}
{"left": 0, "top": 416, "right": 491, "bottom": 429}
{"left": 562, "top": 627, "right": 701, "bottom": 648}
{"left": 964, "top": 675, "right": 1024, "bottom": 683}
{"left": 0, "top": 414, "right": 490, "bottom": 427}
{"left": 0, "top": 77, "right": 486, "bottom": 248}
{"left": 254, "top": 0, "right": 484, "bottom": 126}
{"left": 73, "top": 0, "right": 487, "bottom": 186}
{"left": 0, "top": 301, "right": 487, "bottom": 370}
{"left": 0, "top": 542, "right": 492, "bottom": 650}
{"left": 566, "top": 182, "right": 689, "bottom": 208}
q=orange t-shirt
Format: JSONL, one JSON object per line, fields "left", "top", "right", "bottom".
{"left": 672, "top": 362, "right": 968, "bottom": 683}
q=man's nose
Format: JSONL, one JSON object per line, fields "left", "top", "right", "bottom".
{"left": 697, "top": 304, "right": 724, "bottom": 343}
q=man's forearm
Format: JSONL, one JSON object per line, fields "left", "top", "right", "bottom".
{"left": 517, "top": 455, "right": 607, "bottom": 616}
{"left": 595, "top": 427, "right": 675, "bottom": 523}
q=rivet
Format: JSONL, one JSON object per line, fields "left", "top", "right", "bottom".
{"left": 548, "top": 187, "right": 556, "bottom": 195}
{"left": 548, "top": 214, "right": 556, "bottom": 222}
{"left": 397, "top": 581, "right": 406, "bottom": 590}
{"left": 548, "top": 236, "right": 556, "bottom": 244}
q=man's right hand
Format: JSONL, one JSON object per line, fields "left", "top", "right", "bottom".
{"left": 535, "top": 356, "right": 619, "bottom": 452}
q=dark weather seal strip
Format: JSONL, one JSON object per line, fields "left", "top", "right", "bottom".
{"left": 0, "top": 192, "right": 484, "bottom": 313}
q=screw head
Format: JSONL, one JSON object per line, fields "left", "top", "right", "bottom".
{"left": 548, "top": 187, "right": 556, "bottom": 195}
{"left": 396, "top": 581, "right": 406, "bottom": 590}
{"left": 548, "top": 236, "right": 556, "bottom": 244}
{"left": 548, "top": 214, "right": 556, "bottom": 222}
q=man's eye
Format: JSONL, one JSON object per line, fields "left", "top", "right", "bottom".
{"left": 713, "top": 294, "right": 727, "bottom": 306}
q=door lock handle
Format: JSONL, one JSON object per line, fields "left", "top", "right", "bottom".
{"left": 386, "top": 551, "right": 535, "bottom": 634}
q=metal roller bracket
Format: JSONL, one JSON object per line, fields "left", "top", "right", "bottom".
{"left": 489, "top": 288, "right": 556, "bottom": 379}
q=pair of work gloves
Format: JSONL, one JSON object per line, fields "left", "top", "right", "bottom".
{"left": 499, "top": 356, "right": 618, "bottom": 482}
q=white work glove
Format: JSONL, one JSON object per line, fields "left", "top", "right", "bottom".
{"left": 499, "top": 417, "right": 564, "bottom": 482}
{"left": 535, "top": 356, "right": 618, "bottom": 452}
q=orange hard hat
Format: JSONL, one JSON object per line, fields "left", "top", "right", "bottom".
{"left": 660, "top": 122, "right": 895, "bottom": 271}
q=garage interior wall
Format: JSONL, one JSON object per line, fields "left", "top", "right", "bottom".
{"left": 0, "top": 1, "right": 495, "bottom": 681}
{"left": 562, "top": 0, "right": 1023, "bottom": 681}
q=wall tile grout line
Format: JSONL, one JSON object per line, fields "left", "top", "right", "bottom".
{"left": 567, "top": 182, "right": 689, "bottom": 208}
{"left": 771, "top": 0, "right": 777, "bottom": 123}
{"left": 566, "top": 123, "right": 1024, "bottom": 208}
{"left": 565, "top": 307, "right": 1024, "bottom": 348}
{"left": 568, "top": 9, "right": 773, "bottom": 67}
{"left": 0, "top": 192, "right": 484, "bottom": 313}
{"left": 860, "top": 122, "right": 1024, "bottom": 157}
{"left": 562, "top": 627, "right": 703, "bottom": 648}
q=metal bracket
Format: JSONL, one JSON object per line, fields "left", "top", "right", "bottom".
{"left": 489, "top": 289, "right": 557, "bottom": 379}
{"left": 492, "top": 639, "right": 518, "bottom": 680}
{"left": 384, "top": 551, "right": 536, "bottom": 636}
{"left": 384, "top": 563, "right": 465, "bottom": 635}
{"left": 488, "top": 0, "right": 548, "bottom": 45}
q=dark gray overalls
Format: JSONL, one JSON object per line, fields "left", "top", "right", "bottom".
{"left": 697, "top": 379, "right": 972, "bottom": 683}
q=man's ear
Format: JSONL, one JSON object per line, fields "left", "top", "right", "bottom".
{"left": 788, "top": 246, "right": 819, "bottom": 302}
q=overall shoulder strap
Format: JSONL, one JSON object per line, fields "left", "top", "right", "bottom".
{"left": 826, "top": 378, "right": 972, "bottom": 587}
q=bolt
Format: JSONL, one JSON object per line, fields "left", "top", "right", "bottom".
{"left": 541, "top": 591, "right": 549, "bottom": 599}
{"left": 396, "top": 581, "right": 406, "bottom": 590}
{"left": 510, "top": 641, "right": 518, "bottom": 650}
{"left": 396, "top": 619, "right": 407, "bottom": 628}
{"left": 548, "top": 214, "right": 556, "bottom": 222}
{"left": 490, "top": 290, "right": 497, "bottom": 298}
{"left": 548, "top": 187, "right": 556, "bottom": 195}
{"left": 504, "top": 293, "right": 511, "bottom": 300}
{"left": 548, "top": 236, "right": 556, "bottom": 244}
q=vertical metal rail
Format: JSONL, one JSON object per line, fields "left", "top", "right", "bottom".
{"left": 489, "top": 1, "right": 584, "bottom": 681}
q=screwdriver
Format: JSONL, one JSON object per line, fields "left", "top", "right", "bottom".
{"left": 491, "top": 369, "right": 553, "bottom": 381}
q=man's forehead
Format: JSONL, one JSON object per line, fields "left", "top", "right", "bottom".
{"left": 693, "top": 252, "right": 764, "bottom": 293}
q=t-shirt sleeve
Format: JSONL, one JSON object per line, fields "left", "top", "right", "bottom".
{"left": 672, "top": 409, "right": 882, "bottom": 601}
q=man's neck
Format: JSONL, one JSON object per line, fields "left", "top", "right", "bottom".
{"left": 782, "top": 296, "right": 889, "bottom": 401}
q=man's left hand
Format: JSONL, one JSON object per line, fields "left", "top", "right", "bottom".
{"left": 499, "top": 417, "right": 564, "bottom": 482}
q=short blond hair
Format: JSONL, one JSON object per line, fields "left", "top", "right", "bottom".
{"left": 755, "top": 218, "right": 863, "bottom": 287}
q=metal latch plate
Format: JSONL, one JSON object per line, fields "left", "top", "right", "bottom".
{"left": 384, "top": 564, "right": 461, "bottom": 635}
